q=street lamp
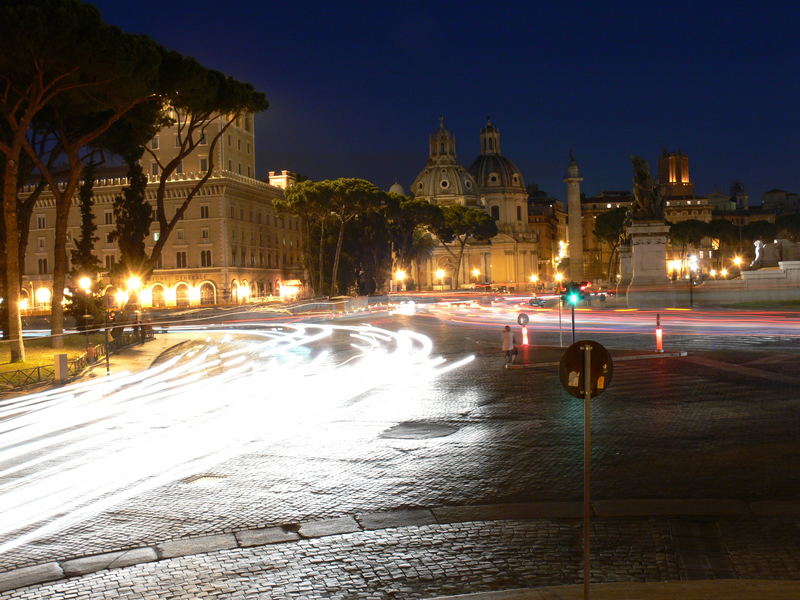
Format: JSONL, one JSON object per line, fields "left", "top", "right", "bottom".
{"left": 395, "top": 269, "right": 407, "bottom": 291}
{"left": 720, "top": 268, "right": 728, "bottom": 278}
{"left": 732, "top": 256, "right": 743, "bottom": 267}
{"left": 435, "top": 268, "right": 446, "bottom": 289}
{"left": 688, "top": 254, "right": 699, "bottom": 307}
{"left": 471, "top": 268, "right": 480, "bottom": 284}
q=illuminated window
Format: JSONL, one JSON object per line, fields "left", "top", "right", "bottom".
{"left": 153, "top": 231, "right": 160, "bottom": 241}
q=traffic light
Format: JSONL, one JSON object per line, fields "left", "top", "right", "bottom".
{"left": 562, "top": 282, "right": 585, "bottom": 306}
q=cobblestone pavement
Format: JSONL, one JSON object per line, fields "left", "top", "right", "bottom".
{"left": 3, "top": 516, "right": 800, "bottom": 599}
{"left": 1, "top": 314, "right": 799, "bottom": 597}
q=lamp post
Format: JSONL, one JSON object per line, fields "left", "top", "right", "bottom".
{"left": 688, "top": 255, "right": 698, "bottom": 307}
{"left": 435, "top": 268, "right": 446, "bottom": 290}
{"left": 554, "top": 273, "right": 564, "bottom": 347}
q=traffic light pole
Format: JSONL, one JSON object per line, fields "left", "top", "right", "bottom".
{"left": 558, "top": 299, "right": 563, "bottom": 347}
{"left": 572, "top": 303, "right": 576, "bottom": 344}
{"left": 583, "top": 343, "right": 592, "bottom": 600}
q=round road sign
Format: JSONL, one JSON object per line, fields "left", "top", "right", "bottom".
{"left": 517, "top": 312, "right": 530, "bottom": 326}
{"left": 559, "top": 339, "right": 613, "bottom": 399}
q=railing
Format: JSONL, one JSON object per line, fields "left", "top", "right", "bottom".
{"left": 0, "top": 329, "right": 155, "bottom": 391}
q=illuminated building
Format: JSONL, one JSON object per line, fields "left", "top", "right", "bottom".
{"left": 410, "top": 117, "right": 541, "bottom": 289}
{"left": 19, "top": 117, "right": 304, "bottom": 310}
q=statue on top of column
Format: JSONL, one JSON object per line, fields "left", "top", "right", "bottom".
{"left": 629, "top": 155, "right": 665, "bottom": 221}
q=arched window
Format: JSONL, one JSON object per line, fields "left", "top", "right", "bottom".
{"left": 491, "top": 206, "right": 500, "bottom": 220}
{"left": 151, "top": 285, "right": 166, "bottom": 307}
{"left": 175, "top": 283, "right": 190, "bottom": 307}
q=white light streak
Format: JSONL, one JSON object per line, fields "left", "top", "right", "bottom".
{"left": 0, "top": 323, "right": 472, "bottom": 555}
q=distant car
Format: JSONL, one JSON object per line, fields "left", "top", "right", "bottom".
{"left": 528, "top": 297, "right": 546, "bottom": 307}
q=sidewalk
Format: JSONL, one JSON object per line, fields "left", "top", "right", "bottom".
{"left": 81, "top": 332, "right": 197, "bottom": 379}
{"left": 429, "top": 579, "right": 800, "bottom": 599}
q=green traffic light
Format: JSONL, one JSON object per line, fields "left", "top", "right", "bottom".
{"left": 568, "top": 292, "right": 580, "bottom": 305}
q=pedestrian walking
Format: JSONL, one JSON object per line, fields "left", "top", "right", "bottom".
{"left": 501, "top": 325, "right": 517, "bottom": 365}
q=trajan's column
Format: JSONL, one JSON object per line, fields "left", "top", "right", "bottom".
{"left": 564, "top": 151, "right": 584, "bottom": 282}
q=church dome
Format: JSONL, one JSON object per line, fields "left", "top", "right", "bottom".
{"left": 389, "top": 181, "right": 405, "bottom": 195}
{"left": 411, "top": 116, "right": 481, "bottom": 206}
{"left": 467, "top": 119, "right": 526, "bottom": 192}
{"left": 411, "top": 164, "right": 480, "bottom": 202}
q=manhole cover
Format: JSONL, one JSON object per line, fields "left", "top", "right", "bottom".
{"left": 380, "top": 421, "right": 458, "bottom": 439}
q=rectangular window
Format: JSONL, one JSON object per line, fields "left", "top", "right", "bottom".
{"left": 199, "top": 157, "right": 208, "bottom": 172}
{"left": 227, "top": 134, "right": 231, "bottom": 146}
{"left": 151, "top": 162, "right": 159, "bottom": 176}
{"left": 237, "top": 139, "right": 242, "bottom": 150}
{"left": 37, "top": 215, "right": 46, "bottom": 229}
{"left": 247, "top": 143, "right": 250, "bottom": 155}
{"left": 198, "top": 132, "right": 207, "bottom": 145}
{"left": 247, "top": 166, "right": 251, "bottom": 178}
{"left": 228, "top": 160, "right": 232, "bottom": 171}
{"left": 237, "top": 163, "right": 242, "bottom": 174}
{"left": 38, "top": 258, "right": 48, "bottom": 274}
{"left": 241, "top": 249, "right": 246, "bottom": 265}
{"left": 200, "top": 205, "right": 209, "bottom": 218}
{"left": 176, "top": 161, "right": 184, "bottom": 174}
{"left": 231, "top": 248, "right": 237, "bottom": 266}
{"left": 150, "top": 136, "right": 159, "bottom": 150}
{"left": 38, "top": 237, "right": 44, "bottom": 249}
{"left": 106, "top": 232, "right": 113, "bottom": 243}
{"left": 105, "top": 255, "right": 115, "bottom": 270}
{"left": 201, "top": 228, "right": 209, "bottom": 239}
{"left": 177, "top": 229, "right": 184, "bottom": 240}
{"left": 230, "top": 206, "right": 235, "bottom": 219}
{"left": 104, "top": 211, "right": 113, "bottom": 225}
{"left": 517, "top": 206, "right": 522, "bottom": 221}
{"left": 200, "top": 250, "right": 212, "bottom": 267}
{"left": 250, "top": 252, "right": 255, "bottom": 266}
{"left": 176, "top": 251, "right": 187, "bottom": 268}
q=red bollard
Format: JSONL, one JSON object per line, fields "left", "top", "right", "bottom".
{"left": 655, "top": 313, "right": 663, "bottom": 352}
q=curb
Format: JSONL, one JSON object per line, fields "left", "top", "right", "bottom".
{"left": 506, "top": 350, "right": 688, "bottom": 369}
{"left": 2, "top": 497, "right": 799, "bottom": 593}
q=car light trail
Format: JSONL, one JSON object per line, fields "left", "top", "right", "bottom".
{"left": 0, "top": 323, "right": 473, "bottom": 556}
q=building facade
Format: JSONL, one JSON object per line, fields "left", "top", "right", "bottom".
{"left": 19, "top": 115, "right": 304, "bottom": 312}
{"left": 410, "top": 118, "right": 541, "bottom": 290}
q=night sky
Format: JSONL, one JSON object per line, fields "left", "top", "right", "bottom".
{"left": 92, "top": 0, "right": 799, "bottom": 205}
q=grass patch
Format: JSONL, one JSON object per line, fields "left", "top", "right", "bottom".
{"left": 0, "top": 333, "right": 106, "bottom": 374}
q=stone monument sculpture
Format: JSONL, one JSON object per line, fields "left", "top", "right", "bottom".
{"left": 624, "top": 156, "right": 673, "bottom": 307}
{"left": 750, "top": 239, "right": 800, "bottom": 268}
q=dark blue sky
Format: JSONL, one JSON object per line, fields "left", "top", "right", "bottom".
{"left": 92, "top": 0, "right": 799, "bottom": 204}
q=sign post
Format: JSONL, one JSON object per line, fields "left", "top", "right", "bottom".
{"left": 559, "top": 340, "right": 613, "bottom": 600}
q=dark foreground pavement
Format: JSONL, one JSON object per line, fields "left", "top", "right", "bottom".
{"left": 1, "top": 313, "right": 799, "bottom": 598}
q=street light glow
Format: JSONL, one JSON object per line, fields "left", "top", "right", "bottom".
{"left": 529, "top": 274, "right": 539, "bottom": 283}
{"left": 471, "top": 268, "right": 480, "bottom": 278}
{"left": 395, "top": 269, "right": 407, "bottom": 281}
{"left": 435, "top": 268, "right": 445, "bottom": 280}
{"left": 554, "top": 273, "right": 563, "bottom": 282}
{"left": 732, "top": 256, "right": 743, "bottom": 266}
{"left": 126, "top": 276, "right": 142, "bottom": 292}
{"left": 78, "top": 276, "right": 92, "bottom": 292}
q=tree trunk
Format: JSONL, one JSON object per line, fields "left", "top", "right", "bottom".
{"left": 318, "top": 219, "right": 326, "bottom": 296}
{"left": 452, "top": 238, "right": 468, "bottom": 290}
{"left": 2, "top": 152, "right": 25, "bottom": 362}
{"left": 330, "top": 218, "right": 345, "bottom": 296}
